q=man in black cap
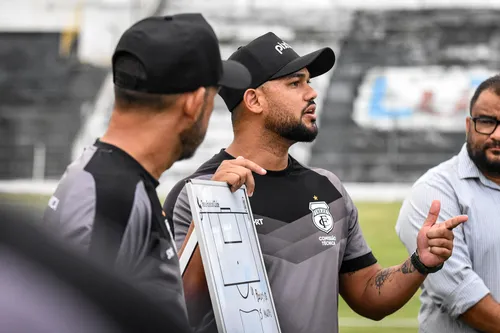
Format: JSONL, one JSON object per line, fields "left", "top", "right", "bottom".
{"left": 42, "top": 13, "right": 251, "bottom": 332}
{"left": 164, "top": 32, "right": 468, "bottom": 333}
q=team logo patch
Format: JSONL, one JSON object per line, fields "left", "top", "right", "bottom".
{"left": 309, "top": 201, "right": 334, "bottom": 234}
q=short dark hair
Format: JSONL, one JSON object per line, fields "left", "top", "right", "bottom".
{"left": 113, "top": 53, "right": 177, "bottom": 111}
{"left": 231, "top": 104, "right": 242, "bottom": 125}
{"left": 470, "top": 74, "right": 500, "bottom": 114}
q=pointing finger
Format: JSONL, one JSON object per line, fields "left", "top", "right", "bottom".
{"left": 444, "top": 215, "right": 468, "bottom": 230}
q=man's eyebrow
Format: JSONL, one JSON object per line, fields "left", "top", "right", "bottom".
{"left": 475, "top": 113, "right": 498, "bottom": 119}
{"left": 283, "top": 72, "right": 309, "bottom": 80}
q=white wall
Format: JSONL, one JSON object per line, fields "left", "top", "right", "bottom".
{"left": 78, "top": 5, "right": 136, "bottom": 67}
{"left": 79, "top": 0, "right": 161, "bottom": 66}
{"left": 0, "top": 0, "right": 159, "bottom": 66}
{"left": 2, "top": 0, "right": 500, "bottom": 33}
{"left": 336, "top": 0, "right": 500, "bottom": 10}
{"left": 0, "top": 0, "right": 80, "bottom": 32}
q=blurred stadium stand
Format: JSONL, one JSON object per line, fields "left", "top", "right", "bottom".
{"left": 0, "top": 32, "right": 106, "bottom": 179}
{"left": 0, "top": 0, "right": 165, "bottom": 180}
{"left": 312, "top": 8, "right": 500, "bottom": 182}
{"left": 1, "top": 0, "right": 500, "bottom": 200}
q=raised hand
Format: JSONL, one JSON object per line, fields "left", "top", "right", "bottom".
{"left": 211, "top": 156, "right": 266, "bottom": 196}
{"left": 416, "top": 200, "right": 468, "bottom": 268}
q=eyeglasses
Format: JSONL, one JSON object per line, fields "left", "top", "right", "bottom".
{"left": 471, "top": 116, "right": 500, "bottom": 135}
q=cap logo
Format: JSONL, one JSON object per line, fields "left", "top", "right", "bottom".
{"left": 275, "top": 41, "right": 292, "bottom": 55}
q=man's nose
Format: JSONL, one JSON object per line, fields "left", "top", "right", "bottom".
{"left": 306, "top": 86, "right": 318, "bottom": 102}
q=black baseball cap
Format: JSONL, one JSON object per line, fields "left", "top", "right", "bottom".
{"left": 112, "top": 13, "right": 251, "bottom": 94}
{"left": 219, "top": 32, "right": 336, "bottom": 111}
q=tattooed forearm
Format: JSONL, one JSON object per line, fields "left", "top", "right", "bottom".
{"left": 400, "top": 258, "right": 416, "bottom": 274}
{"left": 373, "top": 268, "right": 398, "bottom": 294}
{"left": 371, "top": 259, "right": 417, "bottom": 294}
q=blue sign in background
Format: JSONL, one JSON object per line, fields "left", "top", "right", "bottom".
{"left": 368, "top": 76, "right": 487, "bottom": 119}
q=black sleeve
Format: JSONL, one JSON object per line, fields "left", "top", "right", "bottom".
{"left": 340, "top": 252, "right": 378, "bottom": 273}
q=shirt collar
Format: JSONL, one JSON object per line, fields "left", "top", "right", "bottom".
{"left": 457, "top": 143, "right": 482, "bottom": 180}
{"left": 94, "top": 139, "right": 159, "bottom": 188}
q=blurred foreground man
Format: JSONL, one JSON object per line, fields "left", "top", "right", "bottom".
{"left": 396, "top": 75, "right": 500, "bottom": 333}
{"left": 42, "top": 13, "right": 250, "bottom": 332}
{"left": 1, "top": 205, "right": 189, "bottom": 333}
{"left": 164, "top": 32, "right": 468, "bottom": 333}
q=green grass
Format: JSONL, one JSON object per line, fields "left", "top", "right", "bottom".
{"left": 1, "top": 194, "right": 419, "bottom": 332}
{"left": 0, "top": 193, "right": 50, "bottom": 208}
{"left": 337, "top": 202, "right": 420, "bottom": 333}
{"left": 341, "top": 328, "right": 415, "bottom": 333}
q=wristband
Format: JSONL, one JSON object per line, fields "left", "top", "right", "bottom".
{"left": 410, "top": 250, "right": 444, "bottom": 275}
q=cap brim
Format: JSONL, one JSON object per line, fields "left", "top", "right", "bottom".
{"left": 270, "top": 47, "right": 336, "bottom": 80}
{"left": 218, "top": 60, "right": 252, "bottom": 90}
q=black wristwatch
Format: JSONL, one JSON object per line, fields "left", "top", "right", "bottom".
{"left": 410, "top": 250, "right": 444, "bottom": 275}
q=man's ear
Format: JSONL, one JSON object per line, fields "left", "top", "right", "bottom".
{"left": 242, "top": 88, "right": 264, "bottom": 115}
{"left": 181, "top": 87, "right": 206, "bottom": 121}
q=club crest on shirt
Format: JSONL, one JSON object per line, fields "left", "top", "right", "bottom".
{"left": 309, "top": 201, "right": 334, "bottom": 234}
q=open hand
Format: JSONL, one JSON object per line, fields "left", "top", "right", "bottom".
{"left": 416, "top": 200, "right": 468, "bottom": 268}
{"left": 211, "top": 156, "right": 266, "bottom": 196}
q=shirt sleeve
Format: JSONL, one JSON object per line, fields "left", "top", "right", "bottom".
{"left": 42, "top": 169, "right": 146, "bottom": 269}
{"left": 42, "top": 170, "right": 98, "bottom": 251}
{"left": 395, "top": 177, "right": 490, "bottom": 318}
{"left": 339, "top": 184, "right": 378, "bottom": 273}
{"left": 164, "top": 182, "right": 194, "bottom": 251}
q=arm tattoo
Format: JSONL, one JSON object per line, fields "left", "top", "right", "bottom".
{"left": 371, "top": 258, "right": 416, "bottom": 294}
{"left": 400, "top": 257, "right": 416, "bottom": 274}
{"left": 373, "top": 268, "right": 397, "bottom": 294}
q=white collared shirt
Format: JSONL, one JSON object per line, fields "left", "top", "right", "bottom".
{"left": 396, "top": 143, "right": 500, "bottom": 333}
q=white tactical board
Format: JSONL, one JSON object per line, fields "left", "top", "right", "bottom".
{"left": 184, "top": 179, "right": 281, "bottom": 333}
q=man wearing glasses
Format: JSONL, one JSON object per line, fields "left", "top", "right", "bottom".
{"left": 396, "top": 75, "right": 500, "bottom": 333}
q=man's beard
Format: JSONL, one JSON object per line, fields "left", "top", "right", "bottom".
{"left": 264, "top": 101, "right": 318, "bottom": 143}
{"left": 178, "top": 98, "right": 208, "bottom": 161}
{"left": 466, "top": 134, "right": 500, "bottom": 177}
